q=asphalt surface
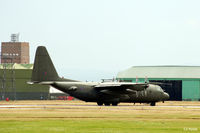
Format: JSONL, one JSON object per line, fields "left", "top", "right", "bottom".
{"left": 1, "top": 104, "right": 200, "bottom": 110}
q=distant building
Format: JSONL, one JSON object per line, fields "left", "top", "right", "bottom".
{"left": 1, "top": 34, "right": 29, "bottom": 64}
{"left": 117, "top": 66, "right": 200, "bottom": 101}
{"left": 0, "top": 34, "right": 48, "bottom": 100}
{"left": 0, "top": 64, "right": 49, "bottom": 100}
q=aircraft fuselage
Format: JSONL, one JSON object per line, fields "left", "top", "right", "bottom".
{"left": 52, "top": 82, "right": 169, "bottom": 104}
{"left": 31, "top": 46, "right": 169, "bottom": 106}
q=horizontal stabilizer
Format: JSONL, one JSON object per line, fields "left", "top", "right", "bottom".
{"left": 27, "top": 81, "right": 54, "bottom": 85}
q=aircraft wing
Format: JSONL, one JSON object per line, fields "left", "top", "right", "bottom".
{"left": 95, "top": 82, "right": 149, "bottom": 91}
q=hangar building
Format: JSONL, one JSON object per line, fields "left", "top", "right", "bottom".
{"left": 117, "top": 66, "right": 200, "bottom": 101}
{"left": 0, "top": 64, "right": 49, "bottom": 100}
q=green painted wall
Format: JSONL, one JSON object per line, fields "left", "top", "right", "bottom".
{"left": 0, "top": 69, "right": 49, "bottom": 100}
{"left": 182, "top": 81, "right": 200, "bottom": 101}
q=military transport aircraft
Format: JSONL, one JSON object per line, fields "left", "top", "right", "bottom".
{"left": 29, "top": 46, "right": 169, "bottom": 106}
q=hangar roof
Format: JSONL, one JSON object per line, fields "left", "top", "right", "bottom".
{"left": 117, "top": 66, "right": 200, "bottom": 79}
{"left": 0, "top": 63, "right": 33, "bottom": 69}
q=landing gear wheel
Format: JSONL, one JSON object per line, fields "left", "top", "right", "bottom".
{"left": 112, "top": 102, "right": 118, "bottom": 106}
{"left": 150, "top": 102, "right": 156, "bottom": 106}
{"left": 97, "top": 102, "right": 103, "bottom": 106}
{"left": 104, "top": 102, "right": 110, "bottom": 106}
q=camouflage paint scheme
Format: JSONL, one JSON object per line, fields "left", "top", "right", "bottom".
{"left": 30, "top": 46, "right": 169, "bottom": 106}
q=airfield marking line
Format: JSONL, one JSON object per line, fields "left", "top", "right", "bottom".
{"left": 0, "top": 104, "right": 200, "bottom": 112}
{"left": 1, "top": 104, "right": 200, "bottom": 107}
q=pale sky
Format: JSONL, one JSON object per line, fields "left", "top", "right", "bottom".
{"left": 0, "top": 0, "right": 200, "bottom": 81}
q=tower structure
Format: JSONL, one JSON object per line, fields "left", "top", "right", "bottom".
{"left": 1, "top": 34, "right": 29, "bottom": 64}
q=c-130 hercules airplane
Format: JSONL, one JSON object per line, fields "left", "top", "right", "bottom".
{"left": 29, "top": 46, "right": 169, "bottom": 106}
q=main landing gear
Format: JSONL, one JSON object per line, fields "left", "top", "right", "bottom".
{"left": 97, "top": 102, "right": 103, "bottom": 106}
{"left": 97, "top": 102, "right": 156, "bottom": 106}
{"left": 150, "top": 102, "right": 156, "bottom": 106}
{"left": 97, "top": 102, "right": 119, "bottom": 106}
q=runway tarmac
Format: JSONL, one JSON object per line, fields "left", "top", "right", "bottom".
{"left": 1, "top": 104, "right": 200, "bottom": 110}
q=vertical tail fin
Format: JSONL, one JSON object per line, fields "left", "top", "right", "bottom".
{"left": 31, "top": 46, "right": 60, "bottom": 82}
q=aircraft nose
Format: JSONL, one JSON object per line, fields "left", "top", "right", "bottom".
{"left": 164, "top": 92, "right": 169, "bottom": 100}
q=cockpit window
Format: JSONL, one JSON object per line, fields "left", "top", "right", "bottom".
{"left": 160, "top": 87, "right": 163, "bottom": 91}
{"left": 157, "top": 86, "right": 163, "bottom": 91}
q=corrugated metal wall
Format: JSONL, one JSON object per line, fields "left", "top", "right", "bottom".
{"left": 182, "top": 80, "right": 200, "bottom": 101}
{"left": 0, "top": 69, "right": 49, "bottom": 100}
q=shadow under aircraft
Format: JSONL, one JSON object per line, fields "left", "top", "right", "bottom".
{"left": 28, "top": 46, "right": 169, "bottom": 106}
